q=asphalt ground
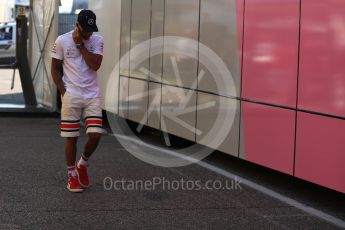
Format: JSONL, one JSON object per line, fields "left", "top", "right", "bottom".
{"left": 0, "top": 116, "right": 344, "bottom": 230}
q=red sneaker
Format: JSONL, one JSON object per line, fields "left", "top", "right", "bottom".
{"left": 67, "top": 174, "right": 83, "bottom": 193}
{"left": 76, "top": 164, "right": 90, "bottom": 188}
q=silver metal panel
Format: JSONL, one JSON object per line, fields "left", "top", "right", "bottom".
{"left": 163, "top": 0, "right": 199, "bottom": 89}
{"left": 118, "top": 76, "right": 129, "bottom": 118}
{"left": 129, "top": 0, "right": 151, "bottom": 80}
{"left": 149, "top": 0, "right": 165, "bottom": 83}
{"left": 161, "top": 85, "right": 197, "bottom": 142}
{"left": 89, "top": 0, "right": 122, "bottom": 112}
{"left": 128, "top": 78, "right": 149, "bottom": 124}
{"left": 198, "top": 0, "right": 241, "bottom": 97}
{"left": 148, "top": 82, "right": 162, "bottom": 129}
{"left": 119, "top": 0, "right": 132, "bottom": 77}
{"left": 196, "top": 93, "right": 240, "bottom": 157}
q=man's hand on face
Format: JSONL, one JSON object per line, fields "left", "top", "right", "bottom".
{"left": 72, "top": 25, "right": 83, "bottom": 44}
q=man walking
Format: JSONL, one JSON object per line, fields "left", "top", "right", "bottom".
{"left": 51, "top": 9, "right": 104, "bottom": 193}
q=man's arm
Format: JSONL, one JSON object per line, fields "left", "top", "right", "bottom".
{"left": 79, "top": 46, "right": 103, "bottom": 71}
{"left": 51, "top": 58, "right": 66, "bottom": 96}
{"left": 72, "top": 26, "right": 103, "bottom": 71}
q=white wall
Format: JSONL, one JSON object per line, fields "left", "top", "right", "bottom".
{"left": 88, "top": 0, "right": 122, "bottom": 114}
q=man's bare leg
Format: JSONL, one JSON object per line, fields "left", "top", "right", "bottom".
{"left": 65, "top": 137, "right": 78, "bottom": 167}
{"left": 75, "top": 133, "right": 101, "bottom": 188}
{"left": 65, "top": 137, "right": 83, "bottom": 192}
{"left": 83, "top": 133, "right": 102, "bottom": 159}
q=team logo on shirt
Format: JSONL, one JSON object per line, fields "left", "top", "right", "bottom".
{"left": 66, "top": 46, "right": 80, "bottom": 58}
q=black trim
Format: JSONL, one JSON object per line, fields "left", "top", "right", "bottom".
{"left": 122, "top": 75, "right": 239, "bottom": 100}
{"left": 159, "top": 0, "right": 166, "bottom": 130}
{"left": 84, "top": 116, "right": 102, "bottom": 121}
{"left": 293, "top": 0, "right": 303, "bottom": 176}
{"left": 61, "top": 120, "right": 80, "bottom": 123}
{"left": 61, "top": 129, "right": 80, "bottom": 132}
{"left": 118, "top": 0, "right": 124, "bottom": 115}
{"left": 86, "top": 125, "right": 103, "bottom": 129}
{"left": 127, "top": 0, "right": 133, "bottom": 117}
{"left": 243, "top": 99, "right": 345, "bottom": 121}
{"left": 147, "top": 0, "right": 153, "bottom": 125}
{"left": 242, "top": 98, "right": 294, "bottom": 110}
{"left": 297, "top": 109, "right": 345, "bottom": 120}
{"left": 195, "top": 0, "right": 201, "bottom": 143}
{"left": 238, "top": 0, "right": 247, "bottom": 158}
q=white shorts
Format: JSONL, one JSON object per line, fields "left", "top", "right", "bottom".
{"left": 60, "top": 92, "right": 103, "bottom": 138}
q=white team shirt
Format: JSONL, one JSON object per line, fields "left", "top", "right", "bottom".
{"left": 51, "top": 31, "right": 104, "bottom": 99}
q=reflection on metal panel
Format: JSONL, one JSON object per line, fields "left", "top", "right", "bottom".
{"left": 161, "top": 85, "right": 197, "bottom": 141}
{"left": 241, "top": 102, "right": 295, "bottom": 175}
{"left": 242, "top": 0, "right": 299, "bottom": 107}
{"left": 199, "top": 0, "right": 241, "bottom": 97}
{"left": 163, "top": 0, "right": 199, "bottom": 89}
{"left": 130, "top": 0, "right": 151, "bottom": 80}
{"left": 150, "top": 0, "right": 165, "bottom": 83}
{"left": 118, "top": 76, "right": 129, "bottom": 118}
{"left": 128, "top": 78, "right": 148, "bottom": 124}
{"left": 196, "top": 93, "right": 240, "bottom": 157}
{"left": 148, "top": 82, "right": 162, "bottom": 129}
{"left": 119, "top": 0, "right": 132, "bottom": 77}
{"left": 295, "top": 112, "right": 345, "bottom": 194}
{"left": 298, "top": 0, "right": 345, "bottom": 117}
